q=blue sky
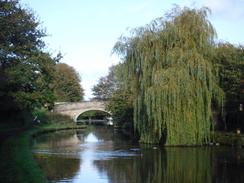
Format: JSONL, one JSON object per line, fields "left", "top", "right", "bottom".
{"left": 20, "top": 0, "right": 244, "bottom": 100}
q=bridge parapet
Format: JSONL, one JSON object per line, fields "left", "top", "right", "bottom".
{"left": 53, "top": 101, "right": 110, "bottom": 121}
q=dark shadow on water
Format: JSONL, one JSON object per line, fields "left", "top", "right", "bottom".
{"left": 32, "top": 126, "right": 244, "bottom": 183}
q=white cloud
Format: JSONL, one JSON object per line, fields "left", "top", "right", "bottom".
{"left": 201, "top": 0, "right": 244, "bottom": 20}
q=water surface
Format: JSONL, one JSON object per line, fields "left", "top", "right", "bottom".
{"left": 32, "top": 126, "right": 244, "bottom": 183}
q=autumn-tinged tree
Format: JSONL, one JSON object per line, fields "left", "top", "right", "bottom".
{"left": 53, "top": 63, "right": 84, "bottom": 102}
{"left": 91, "top": 65, "right": 119, "bottom": 101}
{"left": 0, "top": 0, "right": 60, "bottom": 125}
{"left": 113, "top": 6, "right": 224, "bottom": 145}
{"left": 92, "top": 64, "right": 133, "bottom": 126}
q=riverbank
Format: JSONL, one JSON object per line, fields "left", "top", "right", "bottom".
{"left": 1, "top": 126, "right": 243, "bottom": 182}
{"left": 0, "top": 125, "right": 86, "bottom": 183}
{"left": 211, "top": 131, "right": 244, "bottom": 146}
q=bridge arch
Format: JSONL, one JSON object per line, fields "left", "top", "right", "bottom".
{"left": 53, "top": 101, "right": 111, "bottom": 122}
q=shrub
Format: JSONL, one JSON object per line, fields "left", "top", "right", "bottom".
{"left": 48, "top": 112, "right": 74, "bottom": 124}
{"left": 32, "top": 108, "right": 74, "bottom": 125}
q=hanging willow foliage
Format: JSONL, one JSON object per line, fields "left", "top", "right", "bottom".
{"left": 113, "top": 5, "right": 224, "bottom": 146}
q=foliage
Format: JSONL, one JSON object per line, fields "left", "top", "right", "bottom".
{"left": 211, "top": 131, "right": 244, "bottom": 146}
{"left": 52, "top": 63, "right": 84, "bottom": 102}
{"left": 215, "top": 43, "right": 244, "bottom": 130}
{"left": 48, "top": 112, "right": 74, "bottom": 124}
{"left": 32, "top": 108, "right": 50, "bottom": 123}
{"left": 33, "top": 108, "right": 74, "bottom": 124}
{"left": 92, "top": 65, "right": 119, "bottom": 101}
{"left": 106, "top": 92, "right": 133, "bottom": 126}
{"left": 92, "top": 64, "right": 134, "bottom": 126}
{"left": 77, "top": 110, "right": 96, "bottom": 120}
{"left": 0, "top": 108, "right": 33, "bottom": 128}
{"left": 113, "top": 5, "right": 224, "bottom": 145}
{"left": 77, "top": 110, "right": 110, "bottom": 120}
{"left": 0, "top": 0, "right": 60, "bottom": 117}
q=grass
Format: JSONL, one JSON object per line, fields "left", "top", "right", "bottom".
{"left": 0, "top": 125, "right": 86, "bottom": 183}
{"left": 0, "top": 128, "right": 47, "bottom": 183}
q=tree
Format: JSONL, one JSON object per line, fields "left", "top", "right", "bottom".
{"left": 215, "top": 43, "right": 244, "bottom": 130}
{"left": 77, "top": 110, "right": 109, "bottom": 121}
{"left": 113, "top": 5, "right": 224, "bottom": 145}
{"left": 0, "top": 0, "right": 60, "bottom": 123}
{"left": 91, "top": 65, "right": 119, "bottom": 101}
{"left": 106, "top": 91, "right": 134, "bottom": 127}
{"left": 92, "top": 64, "right": 134, "bottom": 126}
{"left": 53, "top": 63, "right": 84, "bottom": 102}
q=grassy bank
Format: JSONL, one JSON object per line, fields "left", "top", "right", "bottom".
{"left": 1, "top": 125, "right": 243, "bottom": 183}
{"left": 0, "top": 125, "right": 86, "bottom": 183}
{"left": 211, "top": 131, "right": 244, "bottom": 146}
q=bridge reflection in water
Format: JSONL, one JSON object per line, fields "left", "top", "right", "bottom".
{"left": 76, "top": 119, "right": 113, "bottom": 126}
{"left": 32, "top": 127, "right": 244, "bottom": 183}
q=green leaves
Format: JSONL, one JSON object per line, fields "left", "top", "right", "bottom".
{"left": 52, "top": 63, "right": 84, "bottom": 102}
{"left": 215, "top": 43, "right": 244, "bottom": 130}
{"left": 92, "top": 64, "right": 133, "bottom": 126}
{"left": 113, "top": 5, "right": 224, "bottom": 145}
{"left": 0, "top": 1, "right": 58, "bottom": 113}
{"left": 92, "top": 65, "right": 120, "bottom": 101}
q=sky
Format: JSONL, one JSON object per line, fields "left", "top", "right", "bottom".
{"left": 20, "top": 0, "right": 244, "bottom": 100}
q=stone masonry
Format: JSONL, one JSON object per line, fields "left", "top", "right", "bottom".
{"left": 53, "top": 101, "right": 111, "bottom": 121}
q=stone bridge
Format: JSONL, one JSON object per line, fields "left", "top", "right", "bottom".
{"left": 53, "top": 101, "right": 111, "bottom": 121}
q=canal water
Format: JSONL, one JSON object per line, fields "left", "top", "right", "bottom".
{"left": 32, "top": 126, "right": 244, "bottom": 183}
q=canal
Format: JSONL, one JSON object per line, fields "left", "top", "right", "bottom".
{"left": 32, "top": 126, "right": 244, "bottom": 183}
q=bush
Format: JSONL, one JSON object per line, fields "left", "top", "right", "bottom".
{"left": 0, "top": 109, "right": 33, "bottom": 130}
{"left": 48, "top": 112, "right": 74, "bottom": 124}
{"left": 32, "top": 108, "right": 74, "bottom": 125}
{"left": 32, "top": 108, "right": 49, "bottom": 124}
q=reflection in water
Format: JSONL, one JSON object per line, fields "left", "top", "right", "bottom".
{"left": 32, "top": 127, "right": 244, "bottom": 183}
{"left": 32, "top": 131, "right": 83, "bottom": 182}
{"left": 161, "top": 147, "right": 210, "bottom": 183}
{"left": 85, "top": 133, "right": 102, "bottom": 142}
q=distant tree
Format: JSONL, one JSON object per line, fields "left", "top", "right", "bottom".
{"left": 92, "top": 64, "right": 134, "bottom": 126}
{"left": 91, "top": 65, "right": 119, "bottom": 101}
{"left": 53, "top": 63, "right": 84, "bottom": 102}
{"left": 0, "top": 0, "right": 60, "bottom": 125}
{"left": 77, "top": 110, "right": 109, "bottom": 121}
{"left": 215, "top": 42, "right": 244, "bottom": 130}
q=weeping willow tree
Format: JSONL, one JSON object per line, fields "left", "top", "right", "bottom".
{"left": 132, "top": 147, "right": 212, "bottom": 183}
{"left": 113, "top": 5, "right": 224, "bottom": 146}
